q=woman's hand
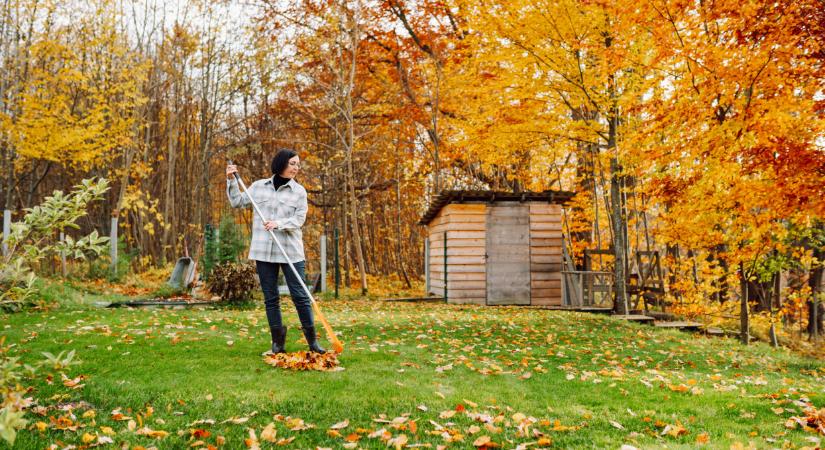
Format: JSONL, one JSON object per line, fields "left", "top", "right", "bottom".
{"left": 264, "top": 220, "right": 280, "bottom": 231}
{"left": 226, "top": 164, "right": 238, "bottom": 180}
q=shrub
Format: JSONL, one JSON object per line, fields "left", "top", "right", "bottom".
{"left": 206, "top": 261, "right": 257, "bottom": 303}
{"left": 0, "top": 179, "right": 110, "bottom": 310}
{"left": 201, "top": 216, "right": 248, "bottom": 280}
{"left": 83, "top": 235, "right": 135, "bottom": 282}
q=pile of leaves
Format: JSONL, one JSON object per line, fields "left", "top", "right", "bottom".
{"left": 263, "top": 351, "right": 343, "bottom": 372}
{"left": 786, "top": 407, "right": 825, "bottom": 436}
{"left": 206, "top": 262, "right": 256, "bottom": 302}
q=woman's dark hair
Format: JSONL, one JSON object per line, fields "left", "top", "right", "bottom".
{"left": 271, "top": 148, "right": 298, "bottom": 176}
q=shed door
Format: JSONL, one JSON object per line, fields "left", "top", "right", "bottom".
{"left": 486, "top": 203, "right": 531, "bottom": 305}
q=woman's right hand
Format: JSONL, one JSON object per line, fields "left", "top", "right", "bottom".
{"left": 226, "top": 164, "right": 238, "bottom": 180}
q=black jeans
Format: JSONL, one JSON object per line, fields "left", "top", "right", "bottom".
{"left": 255, "top": 260, "right": 314, "bottom": 330}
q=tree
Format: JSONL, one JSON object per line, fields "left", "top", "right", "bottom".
{"left": 452, "top": 0, "right": 654, "bottom": 313}
{"left": 629, "top": 0, "right": 825, "bottom": 341}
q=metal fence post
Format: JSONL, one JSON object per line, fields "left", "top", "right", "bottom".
{"left": 2, "top": 210, "right": 10, "bottom": 256}
{"left": 320, "top": 234, "right": 327, "bottom": 292}
{"left": 60, "top": 232, "right": 67, "bottom": 277}
{"left": 110, "top": 217, "right": 118, "bottom": 275}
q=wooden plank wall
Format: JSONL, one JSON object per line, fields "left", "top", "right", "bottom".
{"left": 529, "top": 203, "right": 563, "bottom": 306}
{"left": 427, "top": 210, "right": 448, "bottom": 296}
{"left": 427, "top": 203, "right": 487, "bottom": 304}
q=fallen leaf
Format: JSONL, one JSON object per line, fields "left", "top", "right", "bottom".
{"left": 344, "top": 432, "right": 360, "bottom": 442}
{"left": 388, "top": 434, "right": 408, "bottom": 449}
{"left": 222, "top": 416, "right": 250, "bottom": 425}
{"left": 261, "top": 423, "right": 277, "bottom": 442}
{"left": 330, "top": 420, "right": 349, "bottom": 430}
{"left": 439, "top": 410, "right": 456, "bottom": 419}
{"left": 192, "top": 429, "right": 211, "bottom": 439}
{"left": 609, "top": 420, "right": 624, "bottom": 430}
{"left": 136, "top": 426, "right": 169, "bottom": 439}
{"left": 61, "top": 373, "right": 86, "bottom": 389}
{"left": 661, "top": 422, "right": 688, "bottom": 438}
{"left": 245, "top": 428, "right": 260, "bottom": 449}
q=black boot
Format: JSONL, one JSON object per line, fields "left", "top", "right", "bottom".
{"left": 268, "top": 326, "right": 287, "bottom": 355}
{"left": 301, "top": 326, "right": 326, "bottom": 354}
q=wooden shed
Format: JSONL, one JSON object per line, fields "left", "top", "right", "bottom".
{"left": 420, "top": 190, "right": 574, "bottom": 306}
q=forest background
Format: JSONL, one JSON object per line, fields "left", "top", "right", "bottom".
{"left": 1, "top": 0, "right": 824, "bottom": 346}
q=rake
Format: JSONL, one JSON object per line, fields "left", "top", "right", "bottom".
{"left": 229, "top": 162, "right": 344, "bottom": 354}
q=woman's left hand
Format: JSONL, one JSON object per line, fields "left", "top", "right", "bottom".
{"left": 264, "top": 220, "right": 280, "bottom": 231}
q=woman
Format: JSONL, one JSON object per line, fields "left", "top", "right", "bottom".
{"left": 226, "top": 149, "right": 325, "bottom": 355}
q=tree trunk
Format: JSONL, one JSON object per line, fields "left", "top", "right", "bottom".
{"left": 341, "top": 183, "right": 351, "bottom": 287}
{"left": 610, "top": 155, "right": 628, "bottom": 315}
{"left": 604, "top": 32, "right": 627, "bottom": 315}
{"left": 769, "top": 271, "right": 779, "bottom": 347}
{"left": 341, "top": 0, "right": 367, "bottom": 295}
{"left": 347, "top": 168, "right": 368, "bottom": 294}
{"left": 395, "top": 145, "right": 411, "bottom": 288}
{"left": 161, "top": 99, "right": 179, "bottom": 264}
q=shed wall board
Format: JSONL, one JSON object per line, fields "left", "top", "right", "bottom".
{"left": 529, "top": 203, "right": 564, "bottom": 306}
{"left": 429, "top": 203, "right": 488, "bottom": 300}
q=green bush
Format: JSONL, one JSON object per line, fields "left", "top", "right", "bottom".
{"left": 83, "top": 235, "right": 135, "bottom": 282}
{"left": 201, "top": 215, "right": 248, "bottom": 280}
{"left": 0, "top": 179, "right": 110, "bottom": 310}
{"left": 206, "top": 261, "right": 257, "bottom": 303}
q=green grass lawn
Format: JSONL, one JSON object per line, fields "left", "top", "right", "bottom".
{"left": 2, "top": 284, "right": 824, "bottom": 449}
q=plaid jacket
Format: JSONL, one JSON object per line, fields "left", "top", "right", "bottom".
{"left": 226, "top": 177, "right": 307, "bottom": 263}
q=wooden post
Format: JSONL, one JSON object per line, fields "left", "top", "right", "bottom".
{"left": 443, "top": 231, "right": 447, "bottom": 301}
{"left": 2, "top": 210, "right": 10, "bottom": 256}
{"left": 320, "top": 234, "right": 327, "bottom": 292}
{"left": 110, "top": 217, "right": 118, "bottom": 276}
{"left": 60, "top": 232, "right": 67, "bottom": 277}
{"left": 424, "top": 237, "right": 430, "bottom": 295}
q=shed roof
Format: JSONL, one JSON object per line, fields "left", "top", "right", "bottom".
{"left": 419, "top": 189, "right": 575, "bottom": 225}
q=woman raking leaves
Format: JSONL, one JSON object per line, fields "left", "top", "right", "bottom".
{"left": 226, "top": 149, "right": 335, "bottom": 355}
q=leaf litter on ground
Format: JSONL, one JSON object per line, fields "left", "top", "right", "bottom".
{"left": 263, "top": 351, "right": 343, "bottom": 371}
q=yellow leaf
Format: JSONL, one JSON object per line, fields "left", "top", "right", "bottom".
{"left": 261, "top": 423, "right": 277, "bottom": 442}
{"left": 439, "top": 410, "right": 456, "bottom": 419}
{"left": 473, "top": 435, "right": 491, "bottom": 447}
{"left": 661, "top": 422, "right": 688, "bottom": 438}
{"left": 136, "top": 426, "right": 169, "bottom": 439}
